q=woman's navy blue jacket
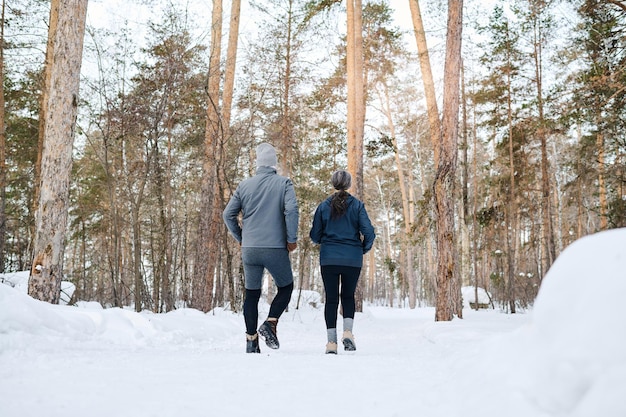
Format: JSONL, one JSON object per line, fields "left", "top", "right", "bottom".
{"left": 309, "top": 194, "right": 375, "bottom": 268}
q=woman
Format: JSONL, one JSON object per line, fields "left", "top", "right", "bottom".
{"left": 310, "top": 170, "right": 375, "bottom": 354}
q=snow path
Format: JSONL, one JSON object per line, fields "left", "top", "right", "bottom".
{"left": 1, "top": 300, "right": 531, "bottom": 417}
{"left": 4, "top": 229, "right": 626, "bottom": 416}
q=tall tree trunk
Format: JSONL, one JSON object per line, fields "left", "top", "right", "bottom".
{"left": 102, "top": 134, "right": 122, "bottom": 307}
{"left": 460, "top": 61, "right": 471, "bottom": 291}
{"left": 346, "top": 0, "right": 355, "bottom": 182}
{"left": 506, "top": 31, "right": 517, "bottom": 314}
{"left": 160, "top": 128, "right": 172, "bottom": 312}
{"left": 596, "top": 131, "right": 608, "bottom": 230}
{"left": 221, "top": 0, "right": 241, "bottom": 309}
{"left": 196, "top": 0, "right": 241, "bottom": 312}
{"left": 434, "top": 0, "right": 463, "bottom": 321}
{"left": 132, "top": 205, "right": 144, "bottom": 311}
{"left": 33, "top": 0, "right": 58, "bottom": 222}
{"left": 347, "top": 0, "right": 366, "bottom": 311}
{"left": 28, "top": 0, "right": 88, "bottom": 303}
{"left": 222, "top": 0, "right": 240, "bottom": 131}
{"left": 129, "top": 138, "right": 154, "bottom": 312}
{"left": 0, "top": 0, "right": 6, "bottom": 273}
{"left": 529, "top": 0, "right": 556, "bottom": 272}
{"left": 279, "top": 0, "right": 294, "bottom": 176}
{"left": 409, "top": 0, "right": 441, "bottom": 166}
{"left": 192, "top": 0, "right": 224, "bottom": 312}
{"left": 347, "top": 0, "right": 365, "bottom": 200}
{"left": 471, "top": 91, "right": 480, "bottom": 310}
{"left": 378, "top": 82, "right": 416, "bottom": 308}
{"left": 539, "top": 126, "right": 555, "bottom": 267}
{"left": 375, "top": 175, "right": 395, "bottom": 307}
{"left": 354, "top": 0, "right": 365, "bottom": 200}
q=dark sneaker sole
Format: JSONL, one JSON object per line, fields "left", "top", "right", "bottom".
{"left": 258, "top": 322, "right": 280, "bottom": 349}
{"left": 342, "top": 338, "right": 356, "bottom": 351}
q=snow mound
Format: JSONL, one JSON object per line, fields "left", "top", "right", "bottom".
{"left": 522, "top": 228, "right": 626, "bottom": 416}
{"left": 461, "top": 286, "right": 491, "bottom": 308}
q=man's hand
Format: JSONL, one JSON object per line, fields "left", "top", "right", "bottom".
{"left": 287, "top": 242, "right": 298, "bottom": 252}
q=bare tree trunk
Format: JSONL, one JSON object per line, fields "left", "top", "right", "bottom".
{"left": 131, "top": 205, "right": 144, "bottom": 311}
{"left": 410, "top": 0, "right": 462, "bottom": 319}
{"left": 128, "top": 136, "right": 155, "bottom": 312}
{"left": 471, "top": 90, "right": 480, "bottom": 309}
{"left": 220, "top": 0, "right": 241, "bottom": 309}
{"left": 191, "top": 1, "right": 241, "bottom": 312}
{"left": 193, "top": 0, "right": 224, "bottom": 312}
{"left": 506, "top": 34, "right": 517, "bottom": 314}
{"left": 33, "top": 0, "right": 58, "bottom": 221}
{"left": 540, "top": 126, "right": 555, "bottom": 266}
{"left": 434, "top": 0, "right": 463, "bottom": 321}
{"left": 161, "top": 118, "right": 174, "bottom": 312}
{"left": 104, "top": 135, "right": 122, "bottom": 307}
{"left": 375, "top": 175, "right": 395, "bottom": 307}
{"left": 596, "top": 131, "right": 608, "bottom": 230}
{"left": 346, "top": 0, "right": 364, "bottom": 199}
{"left": 195, "top": 0, "right": 240, "bottom": 311}
{"left": 347, "top": 0, "right": 366, "bottom": 312}
{"left": 0, "top": 0, "right": 6, "bottom": 273}
{"left": 455, "top": 62, "right": 471, "bottom": 305}
{"left": 354, "top": 0, "right": 365, "bottom": 200}
{"left": 575, "top": 126, "right": 584, "bottom": 239}
{"left": 368, "top": 250, "right": 376, "bottom": 303}
{"left": 221, "top": 0, "right": 240, "bottom": 131}
{"left": 278, "top": 0, "right": 294, "bottom": 177}
{"left": 90, "top": 32, "right": 125, "bottom": 307}
{"left": 377, "top": 82, "right": 416, "bottom": 308}
{"left": 409, "top": 0, "right": 441, "bottom": 166}
{"left": 346, "top": 0, "right": 356, "bottom": 184}
{"left": 28, "top": 0, "right": 88, "bottom": 303}
{"left": 529, "top": 0, "right": 556, "bottom": 271}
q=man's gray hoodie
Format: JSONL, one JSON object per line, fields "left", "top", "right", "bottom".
{"left": 223, "top": 166, "right": 299, "bottom": 248}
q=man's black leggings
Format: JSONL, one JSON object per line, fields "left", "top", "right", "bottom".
{"left": 321, "top": 265, "right": 361, "bottom": 329}
{"left": 243, "top": 282, "right": 293, "bottom": 335}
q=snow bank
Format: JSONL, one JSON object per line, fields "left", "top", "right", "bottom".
{"left": 520, "top": 228, "right": 626, "bottom": 416}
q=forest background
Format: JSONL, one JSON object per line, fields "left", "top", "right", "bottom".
{"left": 1, "top": 0, "right": 625, "bottom": 315}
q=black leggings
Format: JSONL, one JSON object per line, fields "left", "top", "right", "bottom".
{"left": 321, "top": 265, "right": 361, "bottom": 329}
{"left": 243, "top": 282, "right": 293, "bottom": 335}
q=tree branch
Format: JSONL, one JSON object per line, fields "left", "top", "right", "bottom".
{"left": 607, "top": 0, "right": 626, "bottom": 13}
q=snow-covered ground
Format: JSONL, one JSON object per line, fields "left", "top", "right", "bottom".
{"left": 1, "top": 228, "right": 625, "bottom": 417}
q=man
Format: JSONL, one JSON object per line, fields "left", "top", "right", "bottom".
{"left": 223, "top": 143, "right": 299, "bottom": 353}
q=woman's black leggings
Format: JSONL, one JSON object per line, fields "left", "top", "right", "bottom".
{"left": 321, "top": 265, "right": 361, "bottom": 329}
